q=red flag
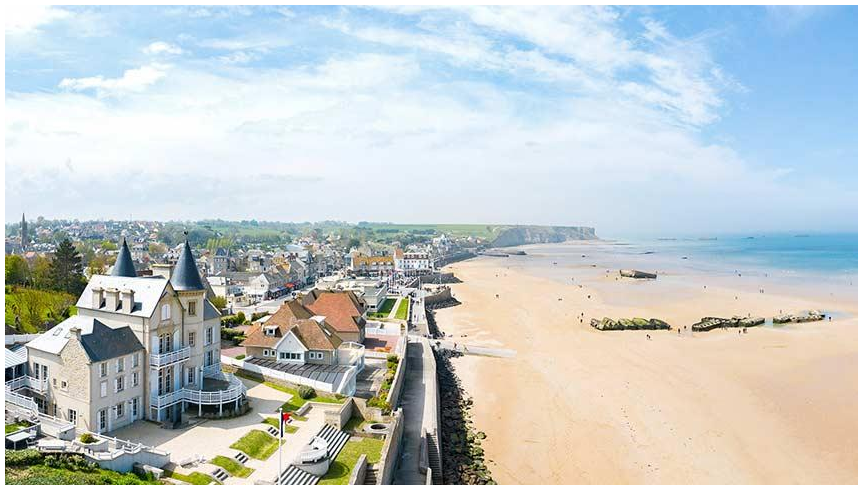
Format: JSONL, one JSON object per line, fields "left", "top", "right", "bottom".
{"left": 282, "top": 412, "right": 291, "bottom": 423}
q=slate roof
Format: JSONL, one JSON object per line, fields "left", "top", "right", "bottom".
{"left": 111, "top": 238, "right": 137, "bottom": 277}
{"left": 171, "top": 240, "right": 206, "bottom": 291}
{"left": 27, "top": 316, "right": 144, "bottom": 362}
{"left": 203, "top": 299, "right": 221, "bottom": 321}
{"left": 79, "top": 320, "right": 145, "bottom": 362}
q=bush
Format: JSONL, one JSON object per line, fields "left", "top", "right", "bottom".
{"left": 45, "top": 454, "right": 97, "bottom": 472}
{"left": 235, "top": 354, "right": 246, "bottom": 360}
{"left": 221, "top": 328, "right": 243, "bottom": 342}
{"left": 79, "top": 433, "right": 98, "bottom": 444}
{"left": 250, "top": 312, "right": 268, "bottom": 322}
{"left": 236, "top": 311, "right": 246, "bottom": 324}
{"left": 297, "top": 385, "right": 316, "bottom": 400}
{"left": 367, "top": 397, "right": 392, "bottom": 414}
{"left": 386, "top": 354, "right": 399, "bottom": 363}
{"left": 6, "top": 449, "right": 44, "bottom": 466}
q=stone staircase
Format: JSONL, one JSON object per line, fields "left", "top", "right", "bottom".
{"left": 210, "top": 466, "right": 229, "bottom": 483}
{"left": 234, "top": 451, "right": 250, "bottom": 465}
{"left": 317, "top": 424, "right": 351, "bottom": 461}
{"left": 278, "top": 465, "right": 319, "bottom": 485}
{"left": 265, "top": 425, "right": 280, "bottom": 438}
{"left": 426, "top": 431, "right": 443, "bottom": 484}
{"left": 364, "top": 465, "right": 379, "bottom": 485}
{"left": 276, "top": 424, "right": 351, "bottom": 485}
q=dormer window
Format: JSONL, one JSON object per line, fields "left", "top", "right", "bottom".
{"left": 188, "top": 301, "right": 197, "bottom": 316}
{"left": 264, "top": 326, "right": 278, "bottom": 337}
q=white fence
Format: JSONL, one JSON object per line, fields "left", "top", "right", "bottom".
{"left": 150, "top": 371, "right": 246, "bottom": 410}
{"left": 221, "top": 355, "right": 358, "bottom": 396}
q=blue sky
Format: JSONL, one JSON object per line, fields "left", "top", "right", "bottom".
{"left": 5, "top": 5, "right": 858, "bottom": 235}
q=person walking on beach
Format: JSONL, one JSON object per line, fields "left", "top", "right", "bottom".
{"left": 646, "top": 334, "right": 651, "bottom": 340}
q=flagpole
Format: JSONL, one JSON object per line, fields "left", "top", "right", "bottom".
{"left": 278, "top": 407, "right": 283, "bottom": 485}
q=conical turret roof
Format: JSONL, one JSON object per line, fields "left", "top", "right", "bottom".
{"left": 170, "top": 237, "right": 205, "bottom": 291}
{"left": 111, "top": 237, "right": 138, "bottom": 277}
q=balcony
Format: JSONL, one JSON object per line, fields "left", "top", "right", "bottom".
{"left": 5, "top": 376, "right": 47, "bottom": 394}
{"left": 150, "top": 372, "right": 246, "bottom": 410}
{"left": 150, "top": 346, "right": 191, "bottom": 368}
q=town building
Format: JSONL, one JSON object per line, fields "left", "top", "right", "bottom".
{"left": 10, "top": 238, "right": 244, "bottom": 433}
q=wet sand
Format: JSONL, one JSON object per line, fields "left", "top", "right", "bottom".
{"left": 434, "top": 248, "right": 857, "bottom": 484}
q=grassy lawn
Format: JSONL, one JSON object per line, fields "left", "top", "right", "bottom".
{"left": 6, "top": 465, "right": 160, "bottom": 485}
{"left": 5, "top": 287, "right": 76, "bottom": 334}
{"left": 210, "top": 456, "right": 254, "bottom": 478}
{"left": 263, "top": 417, "right": 298, "bottom": 434}
{"left": 367, "top": 298, "right": 396, "bottom": 319}
{"left": 229, "top": 430, "right": 280, "bottom": 460}
{"left": 260, "top": 381, "right": 342, "bottom": 412}
{"left": 343, "top": 416, "right": 380, "bottom": 433}
{"left": 164, "top": 470, "right": 216, "bottom": 485}
{"left": 5, "top": 421, "right": 33, "bottom": 434}
{"left": 394, "top": 298, "right": 409, "bottom": 320}
{"left": 317, "top": 437, "right": 385, "bottom": 485}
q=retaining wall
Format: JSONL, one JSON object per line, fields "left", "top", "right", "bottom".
{"left": 325, "top": 398, "right": 355, "bottom": 430}
{"left": 348, "top": 454, "right": 368, "bottom": 485}
{"left": 385, "top": 351, "right": 407, "bottom": 407}
{"left": 378, "top": 408, "right": 405, "bottom": 485}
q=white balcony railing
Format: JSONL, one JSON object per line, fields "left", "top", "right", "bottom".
{"left": 202, "top": 363, "right": 221, "bottom": 377}
{"left": 5, "top": 376, "right": 47, "bottom": 394}
{"left": 150, "top": 346, "right": 191, "bottom": 368}
{"left": 149, "top": 372, "right": 246, "bottom": 410}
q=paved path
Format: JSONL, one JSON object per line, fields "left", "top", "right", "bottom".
{"left": 393, "top": 339, "right": 437, "bottom": 485}
{"left": 410, "top": 335, "right": 516, "bottom": 358}
{"left": 111, "top": 378, "right": 327, "bottom": 484}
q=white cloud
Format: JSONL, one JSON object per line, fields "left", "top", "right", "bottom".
{"left": 58, "top": 63, "right": 169, "bottom": 96}
{"left": 5, "top": 5, "right": 71, "bottom": 35}
{"left": 143, "top": 41, "right": 184, "bottom": 56}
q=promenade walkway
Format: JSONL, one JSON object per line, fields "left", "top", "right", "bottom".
{"left": 393, "top": 339, "right": 437, "bottom": 484}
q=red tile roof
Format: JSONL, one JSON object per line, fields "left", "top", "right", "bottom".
{"left": 307, "top": 291, "right": 366, "bottom": 334}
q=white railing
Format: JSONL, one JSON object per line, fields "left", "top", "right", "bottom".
{"left": 150, "top": 346, "right": 191, "bottom": 367}
{"left": 202, "top": 362, "right": 222, "bottom": 377}
{"left": 6, "top": 389, "right": 39, "bottom": 413}
{"left": 149, "top": 372, "right": 246, "bottom": 410}
{"left": 5, "top": 376, "right": 47, "bottom": 393}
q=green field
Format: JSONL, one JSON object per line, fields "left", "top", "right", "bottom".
{"left": 164, "top": 470, "right": 216, "bottom": 485}
{"left": 358, "top": 223, "right": 506, "bottom": 240}
{"left": 394, "top": 298, "right": 409, "bottom": 320}
{"left": 229, "top": 430, "right": 280, "bottom": 460}
{"left": 5, "top": 287, "right": 77, "bottom": 334}
{"left": 317, "top": 437, "right": 385, "bottom": 485}
{"left": 210, "top": 455, "right": 254, "bottom": 478}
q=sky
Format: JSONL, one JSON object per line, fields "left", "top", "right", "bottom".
{"left": 4, "top": 5, "right": 858, "bottom": 236}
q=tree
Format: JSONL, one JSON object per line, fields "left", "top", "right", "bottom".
{"left": 51, "top": 239, "right": 85, "bottom": 295}
{"left": 100, "top": 240, "right": 118, "bottom": 251}
{"left": 148, "top": 242, "right": 167, "bottom": 256}
{"left": 211, "top": 296, "right": 227, "bottom": 310}
{"left": 31, "top": 256, "right": 53, "bottom": 289}
{"left": 87, "top": 256, "right": 107, "bottom": 276}
{"left": 5, "top": 254, "right": 30, "bottom": 285}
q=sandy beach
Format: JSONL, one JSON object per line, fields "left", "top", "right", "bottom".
{"left": 434, "top": 243, "right": 858, "bottom": 484}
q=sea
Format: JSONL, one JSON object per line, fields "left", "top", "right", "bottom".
{"left": 501, "top": 232, "right": 858, "bottom": 310}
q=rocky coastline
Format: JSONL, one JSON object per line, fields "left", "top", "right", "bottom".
{"left": 434, "top": 348, "right": 496, "bottom": 485}
{"left": 590, "top": 317, "right": 671, "bottom": 331}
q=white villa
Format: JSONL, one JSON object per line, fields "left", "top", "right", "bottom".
{"left": 8, "top": 238, "right": 246, "bottom": 434}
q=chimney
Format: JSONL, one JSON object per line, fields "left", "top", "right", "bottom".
{"left": 151, "top": 263, "right": 174, "bottom": 279}
{"left": 120, "top": 289, "right": 135, "bottom": 314}
{"left": 104, "top": 288, "right": 120, "bottom": 311}
{"left": 91, "top": 287, "right": 104, "bottom": 309}
{"left": 69, "top": 326, "right": 81, "bottom": 341}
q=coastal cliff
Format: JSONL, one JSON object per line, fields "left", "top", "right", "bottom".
{"left": 489, "top": 225, "right": 597, "bottom": 247}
